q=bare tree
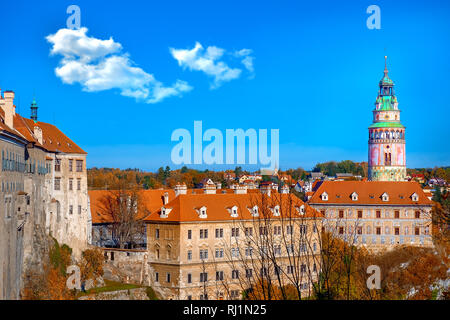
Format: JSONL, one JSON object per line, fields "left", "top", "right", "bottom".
{"left": 220, "top": 191, "right": 323, "bottom": 300}
{"left": 98, "top": 183, "right": 149, "bottom": 249}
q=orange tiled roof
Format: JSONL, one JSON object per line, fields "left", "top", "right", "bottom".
{"left": 90, "top": 189, "right": 322, "bottom": 224}
{"left": 308, "top": 181, "right": 433, "bottom": 205}
{"left": 13, "top": 114, "right": 86, "bottom": 154}
{"left": 0, "top": 107, "right": 86, "bottom": 154}
{"left": 145, "top": 192, "right": 322, "bottom": 223}
{"left": 89, "top": 189, "right": 175, "bottom": 224}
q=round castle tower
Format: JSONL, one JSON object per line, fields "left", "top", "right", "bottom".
{"left": 368, "top": 57, "right": 406, "bottom": 181}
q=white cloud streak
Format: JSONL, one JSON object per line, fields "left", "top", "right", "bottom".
{"left": 170, "top": 42, "right": 255, "bottom": 88}
{"left": 46, "top": 27, "right": 192, "bottom": 104}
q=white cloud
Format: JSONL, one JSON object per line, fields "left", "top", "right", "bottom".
{"left": 46, "top": 27, "right": 192, "bottom": 104}
{"left": 234, "top": 48, "right": 255, "bottom": 74}
{"left": 170, "top": 42, "right": 254, "bottom": 88}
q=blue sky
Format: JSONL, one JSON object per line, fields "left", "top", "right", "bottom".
{"left": 0, "top": 0, "right": 449, "bottom": 171}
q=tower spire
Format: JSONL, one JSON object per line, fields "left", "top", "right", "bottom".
{"left": 384, "top": 55, "right": 388, "bottom": 76}
{"left": 30, "top": 97, "right": 38, "bottom": 122}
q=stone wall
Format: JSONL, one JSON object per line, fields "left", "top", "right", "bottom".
{"left": 78, "top": 287, "right": 150, "bottom": 300}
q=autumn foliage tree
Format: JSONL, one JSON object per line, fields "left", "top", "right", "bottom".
{"left": 22, "top": 238, "right": 75, "bottom": 300}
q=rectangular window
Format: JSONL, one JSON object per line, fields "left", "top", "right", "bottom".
{"left": 246, "top": 269, "right": 253, "bottom": 278}
{"left": 245, "top": 227, "right": 253, "bottom": 236}
{"left": 69, "top": 159, "right": 73, "bottom": 172}
{"left": 394, "top": 210, "right": 400, "bottom": 219}
{"left": 77, "top": 179, "right": 81, "bottom": 191}
{"left": 54, "top": 178, "right": 61, "bottom": 190}
{"left": 215, "top": 228, "right": 223, "bottom": 238}
{"left": 260, "top": 267, "right": 268, "bottom": 276}
{"left": 339, "top": 227, "right": 344, "bottom": 234}
{"left": 200, "top": 229, "right": 208, "bottom": 239}
{"left": 376, "top": 227, "right": 381, "bottom": 235}
{"left": 358, "top": 210, "right": 363, "bottom": 218}
{"left": 200, "top": 272, "right": 208, "bottom": 282}
{"left": 187, "top": 250, "right": 192, "bottom": 260}
{"left": 376, "top": 211, "right": 381, "bottom": 219}
{"left": 78, "top": 205, "right": 82, "bottom": 215}
{"left": 187, "top": 229, "right": 192, "bottom": 240}
{"left": 287, "top": 265, "right": 294, "bottom": 274}
{"left": 273, "top": 225, "right": 281, "bottom": 235}
{"left": 69, "top": 179, "right": 73, "bottom": 191}
{"left": 245, "top": 247, "right": 254, "bottom": 257}
{"left": 166, "top": 273, "right": 171, "bottom": 283}
{"left": 415, "top": 227, "right": 420, "bottom": 235}
{"left": 259, "top": 226, "right": 267, "bottom": 236}
{"left": 215, "top": 248, "right": 224, "bottom": 259}
{"left": 415, "top": 211, "right": 420, "bottom": 219}
{"left": 339, "top": 210, "right": 344, "bottom": 218}
{"left": 231, "top": 270, "right": 239, "bottom": 279}
{"left": 199, "top": 249, "right": 208, "bottom": 260}
{"left": 300, "top": 264, "right": 307, "bottom": 273}
{"left": 187, "top": 274, "right": 192, "bottom": 284}
{"left": 299, "top": 225, "right": 307, "bottom": 234}
{"left": 286, "top": 225, "right": 294, "bottom": 235}
{"left": 216, "top": 271, "right": 224, "bottom": 281}
{"left": 394, "top": 227, "right": 400, "bottom": 235}
{"left": 300, "top": 241, "right": 307, "bottom": 253}
{"left": 54, "top": 159, "right": 61, "bottom": 172}
{"left": 69, "top": 205, "right": 73, "bottom": 215}
{"left": 155, "top": 228, "right": 160, "bottom": 239}
{"left": 76, "top": 160, "right": 83, "bottom": 172}
{"left": 231, "top": 227, "right": 239, "bottom": 237}
{"left": 287, "top": 244, "right": 294, "bottom": 254}
{"left": 274, "top": 245, "right": 281, "bottom": 256}
{"left": 155, "top": 272, "right": 159, "bottom": 282}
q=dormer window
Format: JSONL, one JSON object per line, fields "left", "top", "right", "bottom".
{"left": 196, "top": 206, "right": 207, "bottom": 219}
{"left": 351, "top": 192, "right": 358, "bottom": 201}
{"left": 248, "top": 205, "right": 259, "bottom": 217}
{"left": 271, "top": 205, "right": 280, "bottom": 216}
{"left": 381, "top": 192, "right": 389, "bottom": 202}
{"left": 228, "top": 205, "right": 238, "bottom": 218}
{"left": 411, "top": 193, "right": 419, "bottom": 202}
{"left": 160, "top": 207, "right": 172, "bottom": 218}
{"left": 321, "top": 192, "right": 328, "bottom": 201}
{"left": 296, "top": 204, "right": 305, "bottom": 215}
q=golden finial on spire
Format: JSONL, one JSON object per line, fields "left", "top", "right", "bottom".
{"left": 384, "top": 55, "right": 388, "bottom": 76}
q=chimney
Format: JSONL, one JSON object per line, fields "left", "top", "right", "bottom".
{"left": 234, "top": 185, "right": 247, "bottom": 194}
{"left": 163, "top": 192, "right": 169, "bottom": 205}
{"left": 174, "top": 183, "right": 187, "bottom": 197}
{"left": 1, "top": 90, "right": 15, "bottom": 128}
{"left": 33, "top": 126, "right": 43, "bottom": 145}
{"left": 260, "top": 182, "right": 272, "bottom": 196}
{"left": 203, "top": 183, "right": 216, "bottom": 194}
{"left": 281, "top": 185, "right": 290, "bottom": 194}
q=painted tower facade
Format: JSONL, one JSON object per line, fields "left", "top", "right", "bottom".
{"left": 368, "top": 57, "right": 406, "bottom": 181}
